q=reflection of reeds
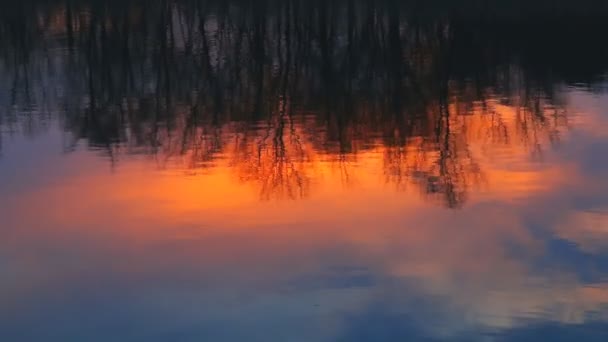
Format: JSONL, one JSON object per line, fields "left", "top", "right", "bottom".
{"left": 0, "top": 0, "right": 604, "bottom": 205}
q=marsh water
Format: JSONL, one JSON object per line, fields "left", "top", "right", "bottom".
{"left": 2, "top": 1, "right": 608, "bottom": 341}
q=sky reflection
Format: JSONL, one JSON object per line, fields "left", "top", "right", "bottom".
{"left": 2, "top": 1, "right": 608, "bottom": 341}
{"left": 2, "top": 88, "right": 608, "bottom": 341}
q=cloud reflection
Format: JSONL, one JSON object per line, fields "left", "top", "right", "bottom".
{"left": 1, "top": 1, "right": 608, "bottom": 340}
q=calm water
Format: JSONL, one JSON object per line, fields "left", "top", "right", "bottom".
{"left": 2, "top": 1, "right": 608, "bottom": 341}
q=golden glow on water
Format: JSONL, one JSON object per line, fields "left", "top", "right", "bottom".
{"left": 3, "top": 89, "right": 608, "bottom": 338}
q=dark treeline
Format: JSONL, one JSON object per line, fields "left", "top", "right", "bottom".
{"left": 0, "top": 0, "right": 607, "bottom": 206}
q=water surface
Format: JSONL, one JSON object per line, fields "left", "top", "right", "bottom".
{"left": 2, "top": 1, "right": 608, "bottom": 341}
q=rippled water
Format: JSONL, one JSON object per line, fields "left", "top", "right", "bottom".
{"left": 2, "top": 1, "right": 608, "bottom": 341}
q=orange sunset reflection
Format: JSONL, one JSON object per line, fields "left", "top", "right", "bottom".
{"left": 3, "top": 85, "right": 608, "bottom": 338}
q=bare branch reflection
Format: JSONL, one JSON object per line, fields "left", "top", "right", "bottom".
{"left": 0, "top": 0, "right": 606, "bottom": 206}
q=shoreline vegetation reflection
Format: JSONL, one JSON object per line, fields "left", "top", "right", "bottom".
{"left": 2, "top": 1, "right": 608, "bottom": 342}
{"left": 1, "top": 0, "right": 608, "bottom": 206}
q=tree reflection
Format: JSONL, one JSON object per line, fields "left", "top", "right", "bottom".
{"left": 0, "top": 0, "right": 606, "bottom": 206}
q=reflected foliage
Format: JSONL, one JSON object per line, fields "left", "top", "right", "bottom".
{"left": 1, "top": 0, "right": 607, "bottom": 206}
